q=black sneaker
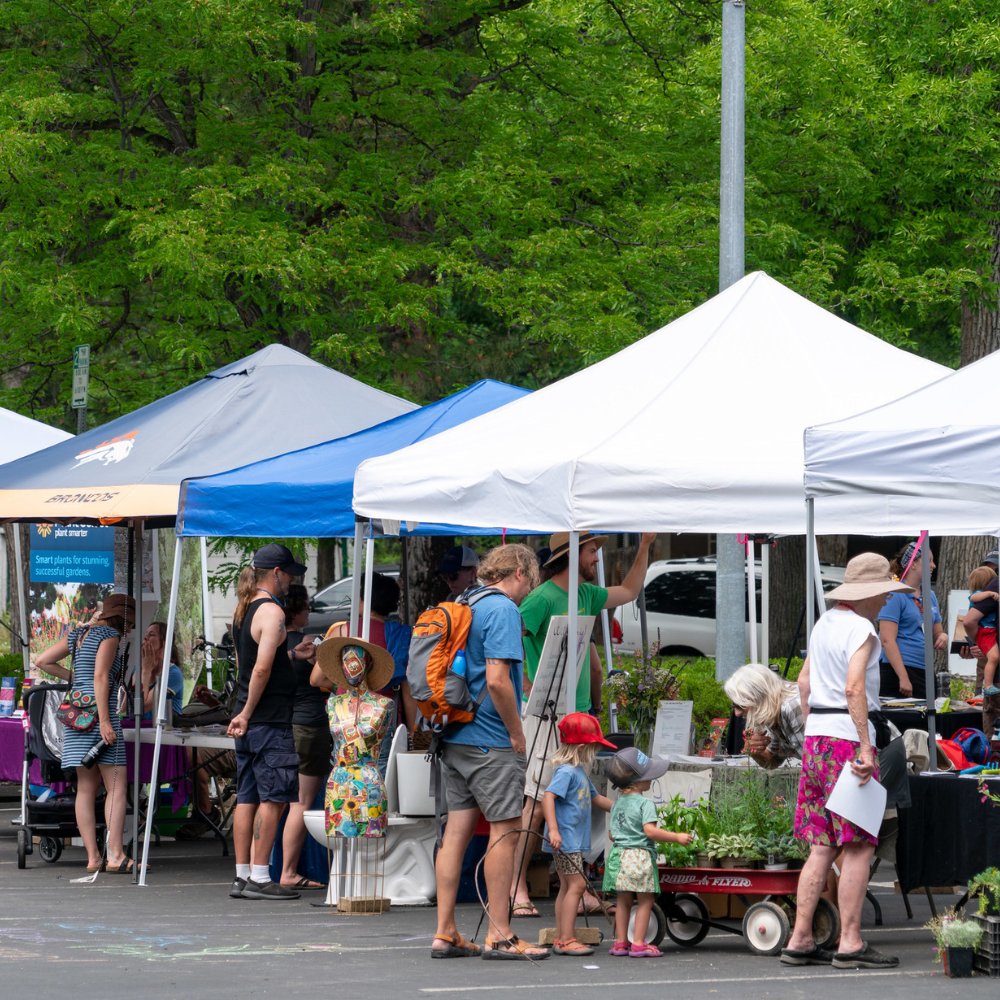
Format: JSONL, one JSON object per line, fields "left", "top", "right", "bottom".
{"left": 229, "top": 877, "right": 247, "bottom": 899}
{"left": 241, "top": 878, "right": 300, "bottom": 901}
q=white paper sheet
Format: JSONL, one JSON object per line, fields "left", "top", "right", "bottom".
{"left": 825, "top": 762, "right": 887, "bottom": 836}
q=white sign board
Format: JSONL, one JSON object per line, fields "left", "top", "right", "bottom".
{"left": 72, "top": 344, "right": 90, "bottom": 409}
{"left": 650, "top": 699, "right": 693, "bottom": 756}
{"left": 524, "top": 615, "right": 595, "bottom": 719}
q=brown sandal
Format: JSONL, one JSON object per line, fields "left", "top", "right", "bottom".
{"left": 553, "top": 938, "right": 595, "bottom": 956}
{"left": 431, "top": 933, "right": 481, "bottom": 958}
{"left": 482, "top": 935, "right": 549, "bottom": 961}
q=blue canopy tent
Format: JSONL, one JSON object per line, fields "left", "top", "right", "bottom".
{"left": 176, "top": 379, "right": 530, "bottom": 538}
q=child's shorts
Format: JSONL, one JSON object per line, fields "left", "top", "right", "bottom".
{"left": 602, "top": 845, "right": 658, "bottom": 894}
{"left": 554, "top": 850, "right": 584, "bottom": 876}
{"left": 978, "top": 626, "right": 997, "bottom": 655}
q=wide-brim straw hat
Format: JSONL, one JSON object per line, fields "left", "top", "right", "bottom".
{"left": 825, "top": 553, "right": 914, "bottom": 602}
{"left": 316, "top": 634, "right": 395, "bottom": 691}
{"left": 544, "top": 531, "right": 609, "bottom": 568}
{"left": 96, "top": 593, "right": 136, "bottom": 626}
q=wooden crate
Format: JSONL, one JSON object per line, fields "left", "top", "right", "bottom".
{"left": 337, "top": 896, "right": 390, "bottom": 915}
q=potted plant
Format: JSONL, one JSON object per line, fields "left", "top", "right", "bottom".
{"left": 655, "top": 795, "right": 707, "bottom": 868}
{"left": 606, "top": 650, "right": 683, "bottom": 753}
{"left": 968, "top": 867, "right": 1000, "bottom": 917}
{"left": 926, "top": 914, "right": 983, "bottom": 978}
{"left": 756, "top": 831, "right": 797, "bottom": 870}
{"left": 707, "top": 832, "right": 757, "bottom": 868}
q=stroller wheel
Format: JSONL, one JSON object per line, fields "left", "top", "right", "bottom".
{"left": 38, "top": 836, "right": 62, "bottom": 863}
{"left": 17, "top": 828, "right": 29, "bottom": 869}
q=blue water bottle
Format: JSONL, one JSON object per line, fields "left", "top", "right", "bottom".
{"left": 452, "top": 650, "right": 467, "bottom": 678}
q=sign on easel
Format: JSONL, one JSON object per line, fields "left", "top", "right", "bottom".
{"left": 650, "top": 700, "right": 693, "bottom": 756}
{"left": 524, "top": 615, "right": 595, "bottom": 719}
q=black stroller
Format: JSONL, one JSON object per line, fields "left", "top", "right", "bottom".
{"left": 16, "top": 682, "right": 105, "bottom": 868}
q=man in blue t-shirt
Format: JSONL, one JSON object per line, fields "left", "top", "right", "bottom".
{"left": 431, "top": 543, "right": 549, "bottom": 961}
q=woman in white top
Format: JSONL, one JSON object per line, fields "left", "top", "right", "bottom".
{"left": 781, "top": 553, "right": 911, "bottom": 971}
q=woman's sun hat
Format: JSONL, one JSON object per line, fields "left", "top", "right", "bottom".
{"left": 317, "top": 635, "right": 395, "bottom": 691}
{"left": 824, "top": 552, "right": 914, "bottom": 602}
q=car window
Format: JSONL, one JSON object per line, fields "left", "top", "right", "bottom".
{"left": 644, "top": 569, "right": 763, "bottom": 620}
{"left": 313, "top": 578, "right": 354, "bottom": 607}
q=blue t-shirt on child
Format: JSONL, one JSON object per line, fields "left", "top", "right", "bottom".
{"left": 444, "top": 589, "right": 524, "bottom": 750}
{"left": 543, "top": 763, "right": 598, "bottom": 854}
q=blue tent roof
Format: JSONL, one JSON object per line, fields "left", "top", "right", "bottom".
{"left": 176, "top": 380, "right": 530, "bottom": 537}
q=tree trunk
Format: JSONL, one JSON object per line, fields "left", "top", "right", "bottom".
{"left": 3, "top": 525, "right": 30, "bottom": 656}
{"left": 315, "top": 538, "right": 339, "bottom": 591}
{"left": 767, "top": 536, "right": 806, "bottom": 667}
{"left": 405, "top": 536, "right": 455, "bottom": 620}
{"left": 938, "top": 219, "right": 1000, "bottom": 647}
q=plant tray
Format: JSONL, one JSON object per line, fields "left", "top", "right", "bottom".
{"left": 973, "top": 951, "right": 1000, "bottom": 977}
{"left": 973, "top": 914, "right": 1000, "bottom": 956}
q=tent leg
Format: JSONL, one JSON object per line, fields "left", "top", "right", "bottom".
{"left": 12, "top": 528, "right": 30, "bottom": 677}
{"left": 140, "top": 534, "right": 184, "bottom": 885}
{"left": 566, "top": 532, "right": 579, "bottom": 716}
{"left": 921, "top": 533, "right": 937, "bottom": 773}
{"left": 361, "top": 536, "right": 375, "bottom": 642}
{"left": 805, "top": 499, "right": 816, "bottom": 641}
{"left": 761, "top": 541, "right": 769, "bottom": 666}
{"left": 746, "top": 538, "right": 758, "bottom": 663}
{"left": 200, "top": 537, "right": 214, "bottom": 689}
{"left": 130, "top": 520, "right": 143, "bottom": 884}
{"left": 596, "top": 550, "right": 617, "bottom": 732}
{"left": 349, "top": 521, "right": 364, "bottom": 639}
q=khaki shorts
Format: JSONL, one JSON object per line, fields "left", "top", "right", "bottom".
{"left": 292, "top": 723, "right": 333, "bottom": 778}
{"left": 439, "top": 743, "right": 526, "bottom": 823}
{"left": 523, "top": 712, "right": 563, "bottom": 801}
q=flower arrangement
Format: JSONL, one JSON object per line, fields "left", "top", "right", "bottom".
{"left": 968, "top": 867, "right": 1000, "bottom": 916}
{"left": 925, "top": 913, "right": 983, "bottom": 972}
{"left": 606, "top": 650, "right": 683, "bottom": 752}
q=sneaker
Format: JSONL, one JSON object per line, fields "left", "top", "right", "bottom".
{"left": 229, "top": 877, "right": 247, "bottom": 899}
{"left": 609, "top": 940, "right": 630, "bottom": 957}
{"left": 241, "top": 878, "right": 300, "bottom": 901}
{"left": 831, "top": 943, "right": 899, "bottom": 969}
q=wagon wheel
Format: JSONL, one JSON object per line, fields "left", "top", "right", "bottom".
{"left": 628, "top": 902, "right": 666, "bottom": 946}
{"left": 663, "top": 892, "right": 710, "bottom": 947}
{"left": 38, "top": 836, "right": 62, "bottom": 863}
{"left": 811, "top": 897, "right": 840, "bottom": 950}
{"left": 16, "top": 828, "right": 29, "bottom": 869}
{"left": 742, "top": 900, "right": 790, "bottom": 956}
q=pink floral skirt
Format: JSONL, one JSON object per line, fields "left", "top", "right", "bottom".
{"left": 794, "top": 735, "right": 879, "bottom": 847}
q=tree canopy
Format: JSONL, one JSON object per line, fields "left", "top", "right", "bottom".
{"left": 1, "top": 0, "right": 997, "bottom": 431}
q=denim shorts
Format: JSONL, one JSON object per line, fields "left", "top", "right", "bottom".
{"left": 439, "top": 743, "right": 526, "bottom": 822}
{"left": 235, "top": 724, "right": 300, "bottom": 805}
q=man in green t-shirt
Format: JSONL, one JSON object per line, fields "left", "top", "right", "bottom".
{"left": 510, "top": 530, "right": 655, "bottom": 917}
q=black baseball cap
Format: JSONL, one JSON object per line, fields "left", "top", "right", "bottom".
{"left": 608, "top": 747, "right": 669, "bottom": 788}
{"left": 252, "top": 543, "right": 306, "bottom": 576}
{"left": 438, "top": 545, "right": 479, "bottom": 576}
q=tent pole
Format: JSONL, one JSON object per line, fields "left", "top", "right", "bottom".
{"left": 761, "top": 540, "right": 770, "bottom": 666}
{"left": 922, "top": 533, "right": 937, "bottom": 772}
{"left": 596, "top": 550, "right": 616, "bottom": 732}
{"left": 361, "top": 536, "right": 375, "bottom": 642}
{"left": 566, "top": 532, "right": 579, "bottom": 717}
{"left": 130, "top": 520, "right": 143, "bottom": 883}
{"left": 746, "top": 538, "right": 758, "bottom": 663}
{"left": 12, "top": 528, "right": 30, "bottom": 677}
{"left": 349, "top": 521, "right": 364, "bottom": 638}
{"left": 140, "top": 533, "right": 183, "bottom": 884}
{"left": 200, "top": 536, "right": 213, "bottom": 689}
{"left": 805, "top": 500, "right": 816, "bottom": 640}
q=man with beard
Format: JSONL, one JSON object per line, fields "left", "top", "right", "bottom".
{"left": 510, "top": 531, "right": 655, "bottom": 917}
{"left": 228, "top": 544, "right": 316, "bottom": 901}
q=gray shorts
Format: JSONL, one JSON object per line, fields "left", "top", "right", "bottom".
{"left": 523, "top": 712, "right": 563, "bottom": 801}
{"left": 439, "top": 743, "right": 526, "bottom": 822}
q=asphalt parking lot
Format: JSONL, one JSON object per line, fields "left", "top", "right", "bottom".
{"left": 0, "top": 789, "right": 993, "bottom": 1000}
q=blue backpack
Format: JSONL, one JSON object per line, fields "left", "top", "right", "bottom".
{"left": 952, "top": 727, "right": 990, "bottom": 766}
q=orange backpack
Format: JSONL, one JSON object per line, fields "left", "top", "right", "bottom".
{"left": 407, "top": 587, "right": 502, "bottom": 732}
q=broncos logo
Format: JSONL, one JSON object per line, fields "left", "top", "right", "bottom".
{"left": 71, "top": 431, "right": 138, "bottom": 470}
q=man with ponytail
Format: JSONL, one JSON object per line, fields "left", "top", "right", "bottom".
{"left": 227, "top": 544, "right": 315, "bottom": 901}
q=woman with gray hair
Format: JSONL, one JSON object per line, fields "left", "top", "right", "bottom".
{"left": 724, "top": 664, "right": 804, "bottom": 768}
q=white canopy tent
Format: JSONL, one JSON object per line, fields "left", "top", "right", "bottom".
{"left": 355, "top": 271, "right": 950, "bottom": 706}
{"left": 0, "top": 408, "right": 73, "bottom": 676}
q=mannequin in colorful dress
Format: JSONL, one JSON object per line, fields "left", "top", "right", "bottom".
{"left": 314, "top": 635, "right": 396, "bottom": 838}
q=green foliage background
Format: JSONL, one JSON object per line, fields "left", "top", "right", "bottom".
{"left": 1, "top": 1, "right": 997, "bottom": 428}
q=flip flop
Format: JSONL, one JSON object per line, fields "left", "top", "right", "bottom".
{"left": 431, "top": 933, "right": 481, "bottom": 959}
{"left": 553, "top": 938, "right": 595, "bottom": 956}
{"left": 280, "top": 877, "right": 326, "bottom": 891}
{"left": 577, "top": 897, "right": 607, "bottom": 915}
{"left": 104, "top": 859, "right": 135, "bottom": 874}
{"left": 511, "top": 901, "right": 540, "bottom": 918}
{"left": 86, "top": 862, "right": 105, "bottom": 873}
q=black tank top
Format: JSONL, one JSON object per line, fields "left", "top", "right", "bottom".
{"left": 233, "top": 597, "right": 295, "bottom": 727}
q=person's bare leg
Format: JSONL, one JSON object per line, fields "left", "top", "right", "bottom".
{"left": 73, "top": 766, "right": 103, "bottom": 869}
{"left": 555, "top": 871, "right": 586, "bottom": 943}
{"left": 250, "top": 800, "right": 287, "bottom": 869}
{"left": 631, "top": 893, "right": 654, "bottom": 943}
{"left": 614, "top": 892, "right": 633, "bottom": 944}
{"left": 835, "top": 842, "right": 877, "bottom": 954}
{"left": 432, "top": 807, "right": 479, "bottom": 950}
{"left": 98, "top": 763, "right": 128, "bottom": 865}
{"left": 485, "top": 816, "right": 547, "bottom": 955}
{"left": 280, "top": 773, "right": 321, "bottom": 885}
{"left": 233, "top": 802, "right": 257, "bottom": 866}
{"left": 785, "top": 844, "right": 836, "bottom": 952}
{"left": 510, "top": 795, "right": 544, "bottom": 906}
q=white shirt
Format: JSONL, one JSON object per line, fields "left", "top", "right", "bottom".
{"left": 803, "top": 607, "right": 880, "bottom": 744}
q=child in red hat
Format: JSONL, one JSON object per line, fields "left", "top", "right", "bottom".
{"left": 541, "top": 712, "right": 615, "bottom": 956}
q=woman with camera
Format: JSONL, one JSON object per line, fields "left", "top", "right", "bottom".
{"left": 34, "top": 593, "right": 135, "bottom": 873}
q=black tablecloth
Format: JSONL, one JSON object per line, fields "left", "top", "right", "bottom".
{"left": 896, "top": 774, "right": 1000, "bottom": 893}
{"left": 882, "top": 708, "right": 982, "bottom": 741}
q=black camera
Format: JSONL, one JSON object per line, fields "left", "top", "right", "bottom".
{"left": 81, "top": 740, "right": 108, "bottom": 768}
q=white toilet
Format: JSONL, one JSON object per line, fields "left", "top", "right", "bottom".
{"left": 305, "top": 726, "right": 438, "bottom": 907}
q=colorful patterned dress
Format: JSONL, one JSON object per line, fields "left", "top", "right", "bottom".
{"left": 325, "top": 690, "right": 395, "bottom": 838}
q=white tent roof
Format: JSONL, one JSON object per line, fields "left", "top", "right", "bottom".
{"left": 0, "top": 407, "right": 72, "bottom": 462}
{"left": 805, "top": 348, "right": 1000, "bottom": 535}
{"left": 354, "top": 272, "right": 949, "bottom": 534}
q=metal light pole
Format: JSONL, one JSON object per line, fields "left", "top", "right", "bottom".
{"left": 715, "top": 0, "right": 747, "bottom": 682}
